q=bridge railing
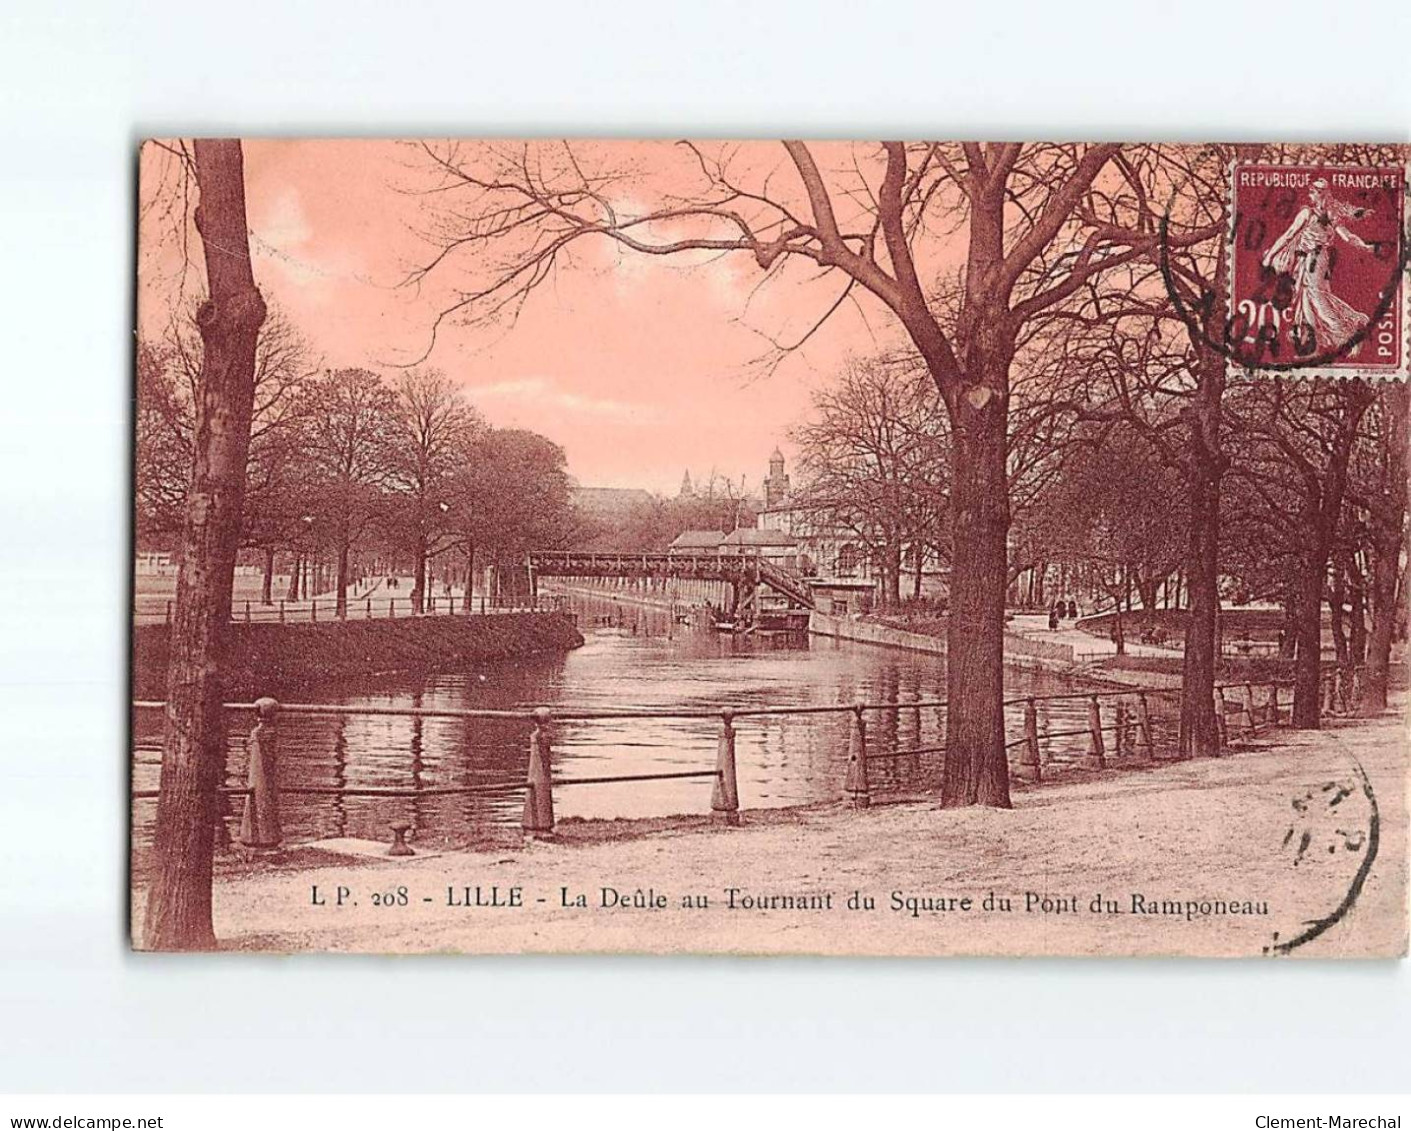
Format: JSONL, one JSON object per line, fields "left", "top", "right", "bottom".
{"left": 132, "top": 671, "right": 1345, "bottom": 857}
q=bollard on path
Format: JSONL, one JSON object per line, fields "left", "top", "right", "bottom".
{"left": 388, "top": 598, "right": 395, "bottom": 619}
{"left": 843, "top": 704, "right": 870, "bottom": 808}
{"left": 244, "top": 599, "right": 251, "bottom": 624}
{"left": 239, "top": 697, "right": 282, "bottom": 849}
{"left": 278, "top": 599, "right": 285, "bottom": 624}
{"left": 711, "top": 708, "right": 741, "bottom": 826}
{"left": 1079, "top": 695, "right": 1106, "bottom": 770}
{"left": 522, "top": 708, "right": 556, "bottom": 837}
{"left": 387, "top": 820, "right": 414, "bottom": 857}
{"left": 1016, "top": 698, "right": 1041, "bottom": 783}
{"left": 366, "top": 597, "right": 372, "bottom": 618}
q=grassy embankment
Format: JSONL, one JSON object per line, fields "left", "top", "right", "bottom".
{"left": 132, "top": 612, "right": 584, "bottom": 699}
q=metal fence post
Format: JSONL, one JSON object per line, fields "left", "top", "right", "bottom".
{"left": 311, "top": 599, "right": 318, "bottom": 623}
{"left": 366, "top": 597, "right": 371, "bottom": 619}
{"left": 239, "top": 697, "right": 281, "bottom": 849}
{"left": 1079, "top": 695, "right": 1106, "bottom": 770}
{"left": 522, "top": 708, "right": 556, "bottom": 837}
{"left": 1243, "top": 683, "right": 1258, "bottom": 733}
{"left": 844, "top": 704, "right": 870, "bottom": 808}
{"left": 1135, "top": 692, "right": 1156, "bottom": 762}
{"left": 1113, "top": 700, "right": 1130, "bottom": 759}
{"left": 711, "top": 708, "right": 740, "bottom": 826}
{"left": 278, "top": 599, "right": 285, "bottom": 624}
{"left": 1213, "top": 690, "right": 1228, "bottom": 752}
{"left": 1016, "top": 698, "right": 1041, "bottom": 782}
{"left": 1267, "top": 683, "right": 1280, "bottom": 726}
{"left": 244, "top": 599, "right": 251, "bottom": 624}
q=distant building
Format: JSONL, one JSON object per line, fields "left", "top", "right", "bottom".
{"left": 763, "top": 448, "right": 790, "bottom": 507}
{"left": 571, "top": 486, "right": 655, "bottom": 520}
{"left": 718, "top": 527, "right": 800, "bottom": 569}
{"left": 667, "top": 529, "right": 727, "bottom": 555}
{"left": 678, "top": 470, "right": 695, "bottom": 499}
{"left": 754, "top": 448, "right": 947, "bottom": 603}
{"left": 756, "top": 451, "right": 871, "bottom": 584}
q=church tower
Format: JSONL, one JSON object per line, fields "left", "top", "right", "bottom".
{"left": 764, "top": 448, "right": 790, "bottom": 507}
{"left": 678, "top": 469, "right": 695, "bottom": 499}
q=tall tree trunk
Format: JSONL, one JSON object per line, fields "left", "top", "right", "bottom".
{"left": 1177, "top": 339, "right": 1227, "bottom": 760}
{"left": 942, "top": 381, "right": 1010, "bottom": 809}
{"left": 1291, "top": 388, "right": 1368, "bottom": 727}
{"left": 336, "top": 537, "right": 351, "bottom": 618}
{"left": 1179, "top": 459, "right": 1222, "bottom": 759}
{"left": 1330, "top": 564, "right": 1349, "bottom": 669}
{"left": 1365, "top": 387, "right": 1409, "bottom": 710}
{"left": 285, "top": 553, "right": 300, "bottom": 602}
{"left": 144, "top": 140, "right": 266, "bottom": 951}
{"left": 463, "top": 542, "right": 476, "bottom": 615}
{"left": 411, "top": 528, "right": 428, "bottom": 614}
{"left": 260, "top": 544, "right": 274, "bottom": 605}
{"left": 1347, "top": 554, "right": 1367, "bottom": 667}
{"left": 1291, "top": 539, "right": 1326, "bottom": 728}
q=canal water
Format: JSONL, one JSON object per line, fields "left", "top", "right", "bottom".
{"left": 131, "top": 595, "right": 1141, "bottom": 854}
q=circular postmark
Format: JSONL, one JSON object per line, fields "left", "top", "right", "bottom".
{"left": 1264, "top": 755, "right": 1380, "bottom": 956}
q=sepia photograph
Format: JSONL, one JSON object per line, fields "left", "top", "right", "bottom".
{"left": 128, "top": 139, "right": 1411, "bottom": 957}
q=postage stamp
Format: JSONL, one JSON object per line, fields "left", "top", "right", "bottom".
{"left": 1227, "top": 162, "right": 1408, "bottom": 379}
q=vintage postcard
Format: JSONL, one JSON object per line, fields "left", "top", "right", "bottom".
{"left": 132, "top": 140, "right": 1410, "bottom": 957}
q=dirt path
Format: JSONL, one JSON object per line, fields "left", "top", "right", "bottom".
{"left": 133, "top": 707, "right": 1408, "bottom": 958}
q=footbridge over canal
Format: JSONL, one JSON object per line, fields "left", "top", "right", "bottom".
{"left": 527, "top": 550, "right": 815, "bottom": 626}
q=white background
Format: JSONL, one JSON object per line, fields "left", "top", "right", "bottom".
{"left": 1, "top": 0, "right": 1409, "bottom": 1095}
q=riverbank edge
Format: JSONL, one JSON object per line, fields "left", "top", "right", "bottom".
{"left": 547, "top": 581, "right": 1169, "bottom": 688}
{"left": 132, "top": 612, "right": 585, "bottom": 699}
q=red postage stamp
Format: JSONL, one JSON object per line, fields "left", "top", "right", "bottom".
{"left": 1228, "top": 163, "right": 1407, "bottom": 379}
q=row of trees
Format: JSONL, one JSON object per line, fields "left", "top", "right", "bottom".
{"left": 137, "top": 319, "right": 577, "bottom": 614}
{"left": 782, "top": 343, "right": 1407, "bottom": 730}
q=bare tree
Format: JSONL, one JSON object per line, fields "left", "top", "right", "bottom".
{"left": 404, "top": 140, "right": 1179, "bottom": 807}
{"left": 791, "top": 354, "right": 948, "bottom": 607}
{"left": 1353, "top": 384, "right": 1410, "bottom": 710}
{"left": 143, "top": 140, "right": 267, "bottom": 951}
{"left": 387, "top": 368, "right": 484, "bottom": 611}
{"left": 302, "top": 368, "right": 399, "bottom": 616}
{"left": 1225, "top": 378, "right": 1375, "bottom": 724}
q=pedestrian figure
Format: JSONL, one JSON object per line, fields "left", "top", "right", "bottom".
{"left": 1067, "top": 599, "right": 1078, "bottom": 620}
{"left": 1048, "top": 607, "right": 1060, "bottom": 632}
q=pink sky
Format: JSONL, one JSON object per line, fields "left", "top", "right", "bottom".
{"left": 138, "top": 139, "right": 907, "bottom": 495}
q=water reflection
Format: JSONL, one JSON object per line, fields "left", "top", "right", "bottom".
{"left": 132, "top": 594, "right": 1120, "bottom": 851}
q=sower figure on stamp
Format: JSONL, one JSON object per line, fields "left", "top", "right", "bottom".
{"left": 1262, "top": 179, "right": 1376, "bottom": 353}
